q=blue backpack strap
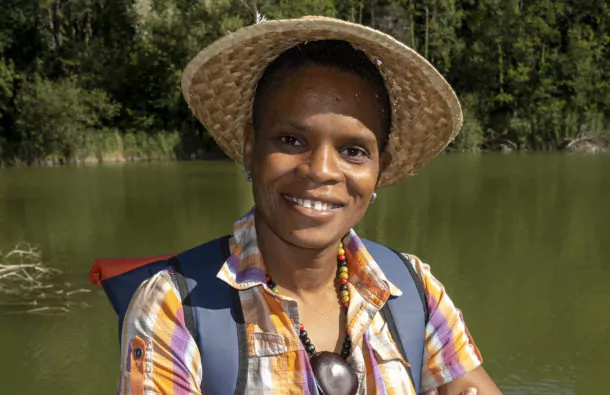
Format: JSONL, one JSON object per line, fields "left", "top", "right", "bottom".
{"left": 362, "top": 239, "right": 428, "bottom": 394}
{"left": 171, "top": 235, "right": 247, "bottom": 395}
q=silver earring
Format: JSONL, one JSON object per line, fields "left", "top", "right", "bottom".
{"left": 244, "top": 168, "right": 252, "bottom": 182}
{"left": 370, "top": 192, "right": 377, "bottom": 204}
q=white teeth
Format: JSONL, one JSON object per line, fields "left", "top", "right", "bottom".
{"left": 285, "top": 195, "right": 337, "bottom": 212}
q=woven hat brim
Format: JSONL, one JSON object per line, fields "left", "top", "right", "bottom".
{"left": 182, "top": 17, "right": 462, "bottom": 187}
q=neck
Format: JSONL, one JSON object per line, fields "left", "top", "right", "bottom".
{"left": 254, "top": 209, "right": 341, "bottom": 299}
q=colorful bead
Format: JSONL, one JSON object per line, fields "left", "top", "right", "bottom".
{"left": 338, "top": 254, "right": 346, "bottom": 261}
{"left": 338, "top": 266, "right": 348, "bottom": 273}
{"left": 340, "top": 290, "right": 349, "bottom": 298}
{"left": 341, "top": 295, "right": 350, "bottom": 304}
{"left": 338, "top": 247, "right": 345, "bottom": 256}
{"left": 339, "top": 272, "right": 348, "bottom": 280}
{"left": 340, "top": 278, "right": 348, "bottom": 285}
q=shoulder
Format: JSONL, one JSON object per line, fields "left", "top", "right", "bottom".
{"left": 123, "top": 268, "right": 182, "bottom": 328}
{"left": 399, "top": 253, "right": 428, "bottom": 277}
{"left": 399, "top": 253, "right": 443, "bottom": 303}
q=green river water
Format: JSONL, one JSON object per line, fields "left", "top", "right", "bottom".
{"left": 0, "top": 154, "right": 609, "bottom": 394}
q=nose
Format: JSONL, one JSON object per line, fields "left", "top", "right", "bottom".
{"left": 298, "top": 144, "right": 343, "bottom": 184}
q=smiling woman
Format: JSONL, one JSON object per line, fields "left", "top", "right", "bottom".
{"left": 98, "top": 16, "right": 502, "bottom": 395}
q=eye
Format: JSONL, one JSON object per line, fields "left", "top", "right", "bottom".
{"left": 341, "top": 146, "right": 369, "bottom": 159}
{"left": 279, "top": 135, "right": 303, "bottom": 146}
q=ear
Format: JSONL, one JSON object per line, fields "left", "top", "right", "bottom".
{"left": 376, "top": 151, "right": 391, "bottom": 186}
{"left": 242, "top": 122, "right": 255, "bottom": 170}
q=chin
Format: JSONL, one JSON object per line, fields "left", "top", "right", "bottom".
{"left": 284, "top": 228, "right": 344, "bottom": 250}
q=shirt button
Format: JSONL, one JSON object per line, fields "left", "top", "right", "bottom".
{"left": 133, "top": 348, "right": 143, "bottom": 359}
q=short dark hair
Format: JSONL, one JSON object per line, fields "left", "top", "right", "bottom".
{"left": 252, "top": 40, "right": 391, "bottom": 151}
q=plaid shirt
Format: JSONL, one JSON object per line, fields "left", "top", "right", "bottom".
{"left": 118, "top": 209, "right": 482, "bottom": 394}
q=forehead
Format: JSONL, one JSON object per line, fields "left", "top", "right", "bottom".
{"left": 260, "top": 65, "right": 384, "bottom": 134}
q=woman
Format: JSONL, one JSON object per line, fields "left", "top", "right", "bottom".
{"left": 117, "top": 17, "right": 501, "bottom": 395}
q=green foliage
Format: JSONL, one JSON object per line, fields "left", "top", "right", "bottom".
{"left": 0, "top": 0, "right": 608, "bottom": 162}
{"left": 123, "top": 130, "right": 180, "bottom": 160}
{"left": 0, "top": 58, "right": 15, "bottom": 118}
{"left": 452, "top": 94, "right": 484, "bottom": 152}
{"left": 258, "top": 0, "right": 337, "bottom": 19}
{"left": 15, "top": 78, "right": 118, "bottom": 162}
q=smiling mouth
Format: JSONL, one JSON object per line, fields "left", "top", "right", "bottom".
{"left": 283, "top": 195, "right": 343, "bottom": 212}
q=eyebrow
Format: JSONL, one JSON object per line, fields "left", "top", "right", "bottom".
{"left": 287, "top": 121, "right": 309, "bottom": 131}
{"left": 286, "top": 120, "right": 379, "bottom": 146}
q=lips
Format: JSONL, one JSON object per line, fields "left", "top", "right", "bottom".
{"left": 283, "top": 194, "right": 343, "bottom": 212}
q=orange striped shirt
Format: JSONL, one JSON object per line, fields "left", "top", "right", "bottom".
{"left": 118, "top": 209, "right": 482, "bottom": 394}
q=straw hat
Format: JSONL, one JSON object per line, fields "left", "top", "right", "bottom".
{"left": 181, "top": 16, "right": 462, "bottom": 187}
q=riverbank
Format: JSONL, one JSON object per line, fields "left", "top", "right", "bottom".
{"left": 0, "top": 129, "right": 222, "bottom": 167}
{"left": 562, "top": 135, "right": 610, "bottom": 154}
{"left": 2, "top": 133, "right": 608, "bottom": 167}
{"left": 445, "top": 134, "right": 610, "bottom": 154}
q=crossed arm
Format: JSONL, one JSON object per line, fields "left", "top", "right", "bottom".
{"left": 427, "top": 366, "right": 502, "bottom": 395}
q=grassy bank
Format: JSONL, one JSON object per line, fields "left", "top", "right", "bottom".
{"left": 1, "top": 129, "right": 184, "bottom": 166}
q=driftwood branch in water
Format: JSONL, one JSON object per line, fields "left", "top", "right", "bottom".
{"left": 0, "top": 243, "right": 91, "bottom": 315}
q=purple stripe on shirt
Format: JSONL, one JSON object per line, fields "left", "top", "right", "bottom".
{"left": 346, "top": 232, "right": 363, "bottom": 254}
{"left": 171, "top": 306, "right": 194, "bottom": 395}
{"left": 235, "top": 266, "right": 266, "bottom": 285}
{"left": 226, "top": 254, "right": 240, "bottom": 272}
{"left": 427, "top": 294, "right": 467, "bottom": 379}
{"left": 298, "top": 349, "right": 315, "bottom": 395}
{"left": 119, "top": 341, "right": 133, "bottom": 394}
{"left": 126, "top": 342, "right": 132, "bottom": 373}
{"left": 364, "top": 331, "right": 387, "bottom": 394}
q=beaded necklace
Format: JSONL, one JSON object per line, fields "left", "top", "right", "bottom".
{"left": 265, "top": 243, "right": 358, "bottom": 395}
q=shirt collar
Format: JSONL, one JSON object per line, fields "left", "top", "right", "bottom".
{"left": 217, "top": 208, "right": 402, "bottom": 304}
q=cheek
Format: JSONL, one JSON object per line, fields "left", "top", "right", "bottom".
{"left": 254, "top": 152, "right": 294, "bottom": 183}
{"left": 252, "top": 153, "right": 294, "bottom": 205}
{"left": 345, "top": 163, "right": 379, "bottom": 205}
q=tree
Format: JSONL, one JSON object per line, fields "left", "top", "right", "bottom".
{"left": 15, "top": 77, "right": 118, "bottom": 162}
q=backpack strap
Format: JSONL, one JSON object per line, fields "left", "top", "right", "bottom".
{"left": 362, "top": 239, "right": 428, "bottom": 394}
{"left": 171, "top": 235, "right": 247, "bottom": 394}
